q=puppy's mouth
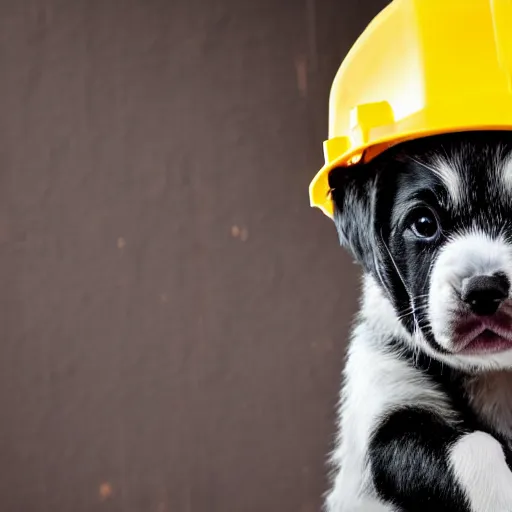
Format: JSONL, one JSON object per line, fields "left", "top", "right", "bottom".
{"left": 453, "top": 314, "right": 512, "bottom": 354}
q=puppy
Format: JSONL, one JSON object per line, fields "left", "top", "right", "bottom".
{"left": 325, "top": 131, "right": 512, "bottom": 512}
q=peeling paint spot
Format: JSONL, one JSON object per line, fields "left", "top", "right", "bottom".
{"left": 99, "top": 482, "right": 113, "bottom": 500}
{"left": 231, "top": 225, "right": 249, "bottom": 242}
{"left": 295, "top": 56, "right": 308, "bottom": 97}
{"left": 117, "top": 237, "right": 126, "bottom": 250}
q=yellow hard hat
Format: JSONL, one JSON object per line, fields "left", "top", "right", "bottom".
{"left": 309, "top": 0, "right": 512, "bottom": 219}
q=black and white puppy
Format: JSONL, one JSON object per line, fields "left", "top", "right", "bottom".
{"left": 325, "top": 131, "right": 512, "bottom": 512}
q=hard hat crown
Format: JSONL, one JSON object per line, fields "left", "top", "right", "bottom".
{"left": 310, "top": 0, "right": 512, "bottom": 219}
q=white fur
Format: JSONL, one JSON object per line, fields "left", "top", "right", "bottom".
{"left": 325, "top": 276, "right": 455, "bottom": 512}
{"left": 431, "top": 156, "right": 464, "bottom": 206}
{"left": 412, "top": 154, "right": 463, "bottom": 206}
{"left": 449, "top": 431, "right": 512, "bottom": 511}
{"left": 500, "top": 149, "right": 512, "bottom": 192}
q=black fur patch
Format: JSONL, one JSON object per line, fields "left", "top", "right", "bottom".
{"left": 369, "top": 407, "right": 471, "bottom": 512}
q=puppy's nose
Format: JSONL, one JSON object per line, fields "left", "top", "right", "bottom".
{"left": 461, "top": 273, "right": 510, "bottom": 316}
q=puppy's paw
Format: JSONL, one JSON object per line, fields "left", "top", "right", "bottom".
{"left": 449, "top": 431, "right": 512, "bottom": 511}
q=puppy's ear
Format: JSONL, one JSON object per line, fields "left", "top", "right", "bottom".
{"left": 328, "top": 164, "right": 379, "bottom": 271}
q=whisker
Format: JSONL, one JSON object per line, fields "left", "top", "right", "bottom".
{"left": 397, "top": 307, "right": 428, "bottom": 322}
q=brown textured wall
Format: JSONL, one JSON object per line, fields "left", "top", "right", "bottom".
{"left": 0, "top": 1, "right": 388, "bottom": 511}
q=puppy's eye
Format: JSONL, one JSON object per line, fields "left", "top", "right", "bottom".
{"left": 409, "top": 208, "right": 440, "bottom": 240}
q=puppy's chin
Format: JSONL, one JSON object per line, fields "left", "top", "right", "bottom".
{"left": 416, "top": 327, "right": 512, "bottom": 372}
{"left": 443, "top": 348, "right": 512, "bottom": 372}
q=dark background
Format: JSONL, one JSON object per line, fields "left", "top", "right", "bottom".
{"left": 0, "top": 0, "right": 388, "bottom": 511}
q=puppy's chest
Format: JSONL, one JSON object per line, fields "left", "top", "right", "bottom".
{"left": 465, "top": 372, "right": 512, "bottom": 440}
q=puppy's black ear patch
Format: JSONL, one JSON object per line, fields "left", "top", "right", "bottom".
{"left": 328, "top": 164, "right": 378, "bottom": 271}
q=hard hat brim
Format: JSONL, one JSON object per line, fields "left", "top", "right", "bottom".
{"left": 310, "top": 125, "right": 512, "bottom": 220}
